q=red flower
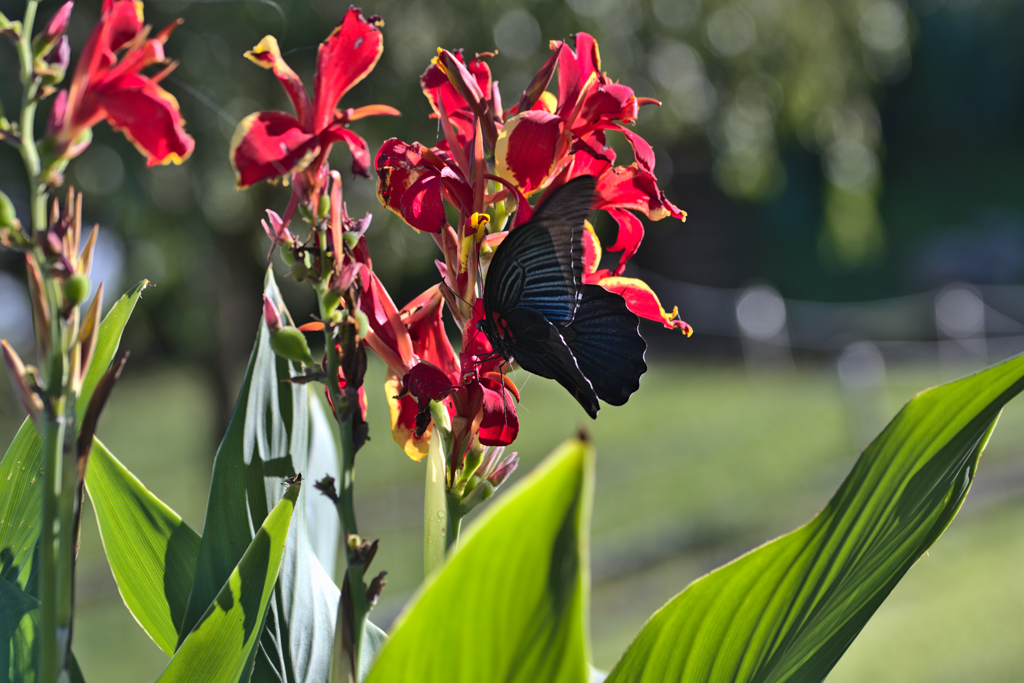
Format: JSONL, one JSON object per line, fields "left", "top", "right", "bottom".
{"left": 48, "top": 0, "right": 194, "bottom": 166}
{"left": 230, "top": 8, "right": 399, "bottom": 190}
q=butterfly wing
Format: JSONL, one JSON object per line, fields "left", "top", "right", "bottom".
{"left": 561, "top": 285, "right": 647, "bottom": 406}
{"left": 484, "top": 176, "right": 595, "bottom": 326}
{"left": 500, "top": 307, "right": 601, "bottom": 419}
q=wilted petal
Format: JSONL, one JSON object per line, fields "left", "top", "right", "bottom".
{"left": 385, "top": 371, "right": 432, "bottom": 461}
{"left": 597, "top": 276, "right": 693, "bottom": 335}
{"left": 229, "top": 110, "right": 319, "bottom": 187}
{"left": 312, "top": 7, "right": 384, "bottom": 133}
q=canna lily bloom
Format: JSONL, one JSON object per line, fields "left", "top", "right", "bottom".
{"left": 230, "top": 7, "right": 399, "bottom": 196}
{"left": 47, "top": 0, "right": 194, "bottom": 166}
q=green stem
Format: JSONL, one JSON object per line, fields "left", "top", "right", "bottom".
{"left": 38, "top": 404, "right": 65, "bottom": 683}
{"left": 319, "top": 289, "right": 368, "bottom": 677}
{"left": 17, "top": 4, "right": 76, "bottom": 681}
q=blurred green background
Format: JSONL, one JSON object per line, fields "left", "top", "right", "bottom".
{"left": 3, "top": 0, "right": 1024, "bottom": 679}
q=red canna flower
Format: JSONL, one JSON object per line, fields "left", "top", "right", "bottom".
{"left": 48, "top": 0, "right": 194, "bottom": 166}
{"left": 230, "top": 7, "right": 399, "bottom": 198}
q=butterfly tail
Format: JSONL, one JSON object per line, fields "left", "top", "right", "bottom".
{"left": 563, "top": 285, "right": 648, "bottom": 406}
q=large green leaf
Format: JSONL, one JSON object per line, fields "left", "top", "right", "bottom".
{"left": 84, "top": 438, "right": 201, "bottom": 655}
{"left": 0, "top": 282, "right": 146, "bottom": 683}
{"left": 178, "top": 270, "right": 340, "bottom": 683}
{"left": 0, "top": 281, "right": 147, "bottom": 592}
{"left": 0, "top": 576, "right": 38, "bottom": 683}
{"left": 366, "top": 437, "right": 593, "bottom": 683}
{"left": 606, "top": 353, "right": 1024, "bottom": 683}
{"left": 155, "top": 482, "right": 299, "bottom": 683}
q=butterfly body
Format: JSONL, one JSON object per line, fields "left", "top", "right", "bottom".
{"left": 478, "top": 176, "right": 647, "bottom": 418}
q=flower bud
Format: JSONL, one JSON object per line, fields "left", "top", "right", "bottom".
{"left": 0, "top": 189, "right": 21, "bottom": 232}
{"left": 263, "top": 294, "right": 283, "bottom": 331}
{"left": 487, "top": 455, "right": 519, "bottom": 488}
{"left": 32, "top": 1, "right": 72, "bottom": 58}
{"left": 270, "top": 326, "right": 317, "bottom": 367}
{"left": 291, "top": 259, "right": 310, "bottom": 282}
{"left": 1, "top": 339, "right": 43, "bottom": 425}
{"left": 318, "top": 194, "right": 330, "bottom": 220}
{"left": 261, "top": 209, "right": 294, "bottom": 247}
{"left": 63, "top": 273, "right": 90, "bottom": 307}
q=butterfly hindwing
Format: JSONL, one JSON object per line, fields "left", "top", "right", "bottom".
{"left": 560, "top": 285, "right": 647, "bottom": 406}
{"left": 499, "top": 307, "right": 601, "bottom": 419}
{"left": 484, "top": 176, "right": 595, "bottom": 326}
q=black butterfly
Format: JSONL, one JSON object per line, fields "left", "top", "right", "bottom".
{"left": 478, "top": 175, "right": 647, "bottom": 418}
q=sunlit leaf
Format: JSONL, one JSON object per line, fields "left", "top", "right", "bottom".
{"left": 85, "top": 439, "right": 201, "bottom": 654}
{"left": 606, "top": 353, "right": 1024, "bottom": 683}
{"left": 178, "top": 269, "right": 339, "bottom": 683}
{"left": 155, "top": 482, "right": 299, "bottom": 683}
{"left": 366, "top": 437, "right": 593, "bottom": 683}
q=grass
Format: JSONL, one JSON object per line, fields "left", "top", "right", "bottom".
{"left": 3, "top": 356, "right": 1024, "bottom": 680}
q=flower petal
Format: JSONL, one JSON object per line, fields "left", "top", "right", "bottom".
{"left": 321, "top": 124, "right": 371, "bottom": 177}
{"left": 244, "top": 35, "right": 311, "bottom": 129}
{"left": 552, "top": 32, "right": 601, "bottom": 119}
{"left": 403, "top": 286, "right": 459, "bottom": 379}
{"left": 579, "top": 83, "right": 639, "bottom": 127}
{"left": 604, "top": 208, "right": 644, "bottom": 276}
{"left": 596, "top": 276, "right": 693, "bottom": 335}
{"left": 312, "top": 7, "right": 384, "bottom": 133}
{"left": 93, "top": 73, "right": 195, "bottom": 165}
{"left": 478, "top": 376, "right": 518, "bottom": 446}
{"left": 229, "top": 110, "right": 319, "bottom": 187}
{"left": 495, "top": 110, "right": 568, "bottom": 195}
{"left": 385, "top": 371, "right": 432, "bottom": 461}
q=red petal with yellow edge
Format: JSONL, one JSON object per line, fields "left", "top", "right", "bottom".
{"left": 321, "top": 124, "right": 371, "bottom": 177}
{"left": 312, "top": 7, "right": 384, "bottom": 133}
{"left": 597, "top": 276, "right": 693, "bottom": 335}
{"left": 495, "top": 110, "right": 566, "bottom": 194}
{"left": 244, "top": 35, "right": 311, "bottom": 130}
{"left": 385, "top": 371, "right": 432, "bottom": 461}
{"left": 582, "top": 225, "right": 602, "bottom": 275}
{"left": 94, "top": 73, "right": 195, "bottom": 166}
{"left": 230, "top": 111, "right": 319, "bottom": 187}
{"left": 592, "top": 163, "right": 685, "bottom": 221}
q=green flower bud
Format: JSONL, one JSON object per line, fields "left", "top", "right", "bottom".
{"left": 318, "top": 194, "right": 330, "bottom": 219}
{"left": 270, "top": 326, "right": 317, "bottom": 367}
{"left": 323, "top": 289, "right": 342, "bottom": 314}
{"left": 63, "top": 274, "right": 90, "bottom": 307}
{"left": 0, "top": 190, "right": 20, "bottom": 231}
{"left": 281, "top": 248, "right": 296, "bottom": 266}
{"left": 353, "top": 309, "right": 369, "bottom": 339}
{"left": 291, "top": 260, "right": 310, "bottom": 282}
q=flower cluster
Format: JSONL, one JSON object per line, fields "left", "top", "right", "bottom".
{"left": 46, "top": 0, "right": 194, "bottom": 169}
{"left": 371, "top": 34, "right": 691, "bottom": 469}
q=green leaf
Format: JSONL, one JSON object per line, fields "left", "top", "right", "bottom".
{"left": 359, "top": 621, "right": 388, "bottom": 682}
{"left": 606, "top": 353, "right": 1024, "bottom": 683}
{"left": 305, "top": 394, "right": 340, "bottom": 580}
{"left": 366, "top": 438, "right": 594, "bottom": 683}
{"left": 178, "top": 269, "right": 339, "bottom": 683}
{"left": 84, "top": 439, "right": 201, "bottom": 655}
{"left": 0, "top": 280, "right": 147, "bottom": 593}
{"left": 155, "top": 482, "right": 300, "bottom": 683}
{"left": 0, "top": 576, "right": 38, "bottom": 682}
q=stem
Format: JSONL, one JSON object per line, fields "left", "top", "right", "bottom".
{"left": 38, "top": 404, "right": 65, "bottom": 683}
{"left": 17, "top": 5, "right": 76, "bottom": 680}
{"left": 320, "top": 289, "right": 368, "bottom": 677}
